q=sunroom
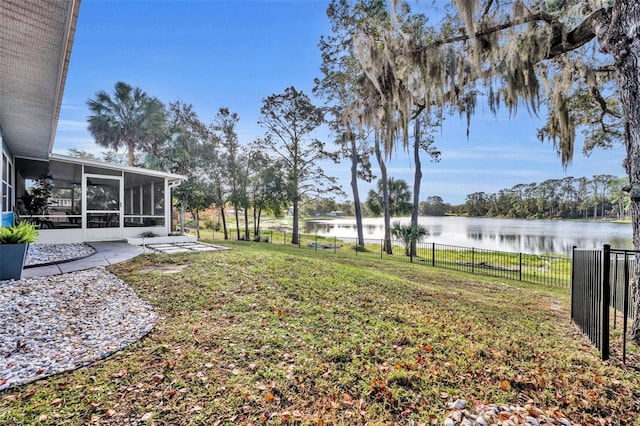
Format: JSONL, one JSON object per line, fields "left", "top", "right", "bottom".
{"left": 13, "top": 154, "right": 183, "bottom": 244}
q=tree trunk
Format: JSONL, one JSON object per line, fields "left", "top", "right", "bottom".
{"left": 220, "top": 206, "right": 228, "bottom": 240}
{"left": 292, "top": 200, "right": 299, "bottom": 245}
{"left": 253, "top": 206, "right": 258, "bottom": 238}
{"left": 244, "top": 206, "right": 250, "bottom": 240}
{"left": 257, "top": 206, "right": 262, "bottom": 239}
{"left": 234, "top": 206, "right": 241, "bottom": 240}
{"left": 127, "top": 140, "right": 136, "bottom": 167}
{"left": 411, "top": 115, "right": 423, "bottom": 257}
{"left": 375, "top": 133, "right": 392, "bottom": 254}
{"left": 598, "top": 0, "right": 640, "bottom": 342}
{"left": 193, "top": 210, "right": 200, "bottom": 239}
{"left": 350, "top": 133, "right": 365, "bottom": 247}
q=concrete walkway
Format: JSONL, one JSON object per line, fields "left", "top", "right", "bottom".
{"left": 22, "top": 241, "right": 144, "bottom": 279}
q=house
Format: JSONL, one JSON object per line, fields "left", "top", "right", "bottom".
{"left": 0, "top": 1, "right": 184, "bottom": 243}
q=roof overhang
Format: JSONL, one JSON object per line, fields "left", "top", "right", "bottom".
{"left": 48, "top": 153, "right": 187, "bottom": 183}
{"left": 0, "top": 0, "right": 81, "bottom": 159}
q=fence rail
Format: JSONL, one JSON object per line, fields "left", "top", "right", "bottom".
{"left": 208, "top": 229, "right": 572, "bottom": 288}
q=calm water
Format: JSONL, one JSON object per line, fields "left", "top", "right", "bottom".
{"left": 304, "top": 216, "right": 634, "bottom": 255}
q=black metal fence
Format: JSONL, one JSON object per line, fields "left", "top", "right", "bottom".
{"left": 572, "top": 247, "right": 609, "bottom": 360}
{"left": 609, "top": 248, "right": 636, "bottom": 363}
{"left": 211, "top": 229, "right": 572, "bottom": 288}
{"left": 572, "top": 245, "right": 637, "bottom": 362}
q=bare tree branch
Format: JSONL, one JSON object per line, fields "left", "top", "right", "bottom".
{"left": 427, "top": 6, "right": 612, "bottom": 61}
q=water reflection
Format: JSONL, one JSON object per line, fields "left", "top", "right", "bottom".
{"left": 304, "top": 216, "right": 634, "bottom": 255}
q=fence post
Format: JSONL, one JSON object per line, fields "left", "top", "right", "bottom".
{"left": 519, "top": 252, "right": 523, "bottom": 281}
{"left": 315, "top": 234, "right": 318, "bottom": 252}
{"left": 283, "top": 231, "right": 286, "bottom": 245}
{"left": 623, "top": 252, "right": 630, "bottom": 364}
{"left": 432, "top": 243, "right": 435, "bottom": 266}
{"left": 270, "top": 230, "right": 273, "bottom": 244}
{"left": 472, "top": 248, "right": 475, "bottom": 274}
{"left": 380, "top": 239, "right": 383, "bottom": 259}
{"left": 602, "top": 244, "right": 611, "bottom": 361}
{"left": 571, "top": 246, "right": 576, "bottom": 320}
{"left": 613, "top": 255, "right": 619, "bottom": 330}
{"left": 334, "top": 236, "right": 337, "bottom": 254}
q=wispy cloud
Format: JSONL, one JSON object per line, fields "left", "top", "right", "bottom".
{"left": 57, "top": 119, "right": 88, "bottom": 131}
{"left": 60, "top": 103, "right": 85, "bottom": 111}
{"left": 440, "top": 145, "right": 557, "bottom": 163}
{"left": 52, "top": 136, "right": 99, "bottom": 154}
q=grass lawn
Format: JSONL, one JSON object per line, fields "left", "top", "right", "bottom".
{"left": 1, "top": 241, "right": 639, "bottom": 425}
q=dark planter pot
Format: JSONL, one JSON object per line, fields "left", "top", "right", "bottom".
{"left": 0, "top": 243, "right": 28, "bottom": 281}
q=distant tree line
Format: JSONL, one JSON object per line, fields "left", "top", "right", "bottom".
{"left": 302, "top": 173, "right": 632, "bottom": 222}
{"left": 457, "top": 175, "right": 629, "bottom": 220}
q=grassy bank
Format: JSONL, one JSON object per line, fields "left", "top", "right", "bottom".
{"left": 1, "top": 242, "right": 638, "bottom": 424}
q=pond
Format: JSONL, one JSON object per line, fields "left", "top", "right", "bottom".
{"left": 304, "top": 216, "right": 634, "bottom": 255}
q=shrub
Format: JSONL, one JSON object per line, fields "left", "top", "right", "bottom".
{"left": 0, "top": 222, "right": 39, "bottom": 244}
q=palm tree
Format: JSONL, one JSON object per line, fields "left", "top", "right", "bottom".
{"left": 390, "top": 221, "right": 428, "bottom": 258}
{"left": 87, "top": 81, "right": 166, "bottom": 167}
{"left": 366, "top": 177, "right": 412, "bottom": 217}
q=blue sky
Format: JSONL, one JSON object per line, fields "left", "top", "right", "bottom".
{"left": 54, "top": 0, "right": 628, "bottom": 205}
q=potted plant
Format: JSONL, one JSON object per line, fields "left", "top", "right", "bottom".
{"left": 0, "top": 222, "right": 39, "bottom": 281}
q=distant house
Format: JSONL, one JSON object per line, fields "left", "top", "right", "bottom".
{"left": 0, "top": 1, "right": 184, "bottom": 243}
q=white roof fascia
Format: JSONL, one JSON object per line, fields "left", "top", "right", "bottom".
{"left": 47, "top": 153, "right": 187, "bottom": 181}
{"left": 48, "top": 0, "right": 81, "bottom": 154}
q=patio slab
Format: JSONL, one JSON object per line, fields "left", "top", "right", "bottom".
{"left": 144, "top": 241, "right": 229, "bottom": 254}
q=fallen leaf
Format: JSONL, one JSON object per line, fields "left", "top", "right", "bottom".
{"left": 51, "top": 398, "right": 64, "bottom": 406}
{"left": 105, "top": 408, "right": 117, "bottom": 417}
{"left": 500, "top": 380, "right": 511, "bottom": 391}
{"left": 38, "top": 414, "right": 47, "bottom": 422}
{"left": 280, "top": 411, "right": 291, "bottom": 420}
{"left": 342, "top": 393, "right": 355, "bottom": 406}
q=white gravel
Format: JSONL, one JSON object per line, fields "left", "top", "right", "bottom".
{"left": 25, "top": 243, "right": 96, "bottom": 266}
{"left": 1, "top": 245, "right": 156, "bottom": 391}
